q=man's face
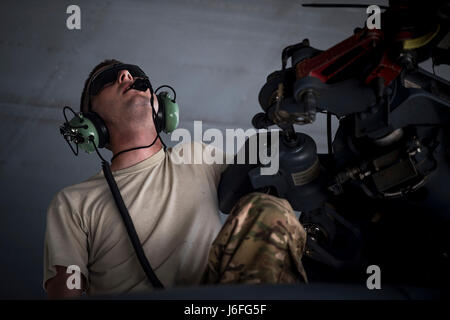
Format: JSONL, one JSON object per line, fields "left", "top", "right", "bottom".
{"left": 90, "top": 66, "right": 158, "bottom": 128}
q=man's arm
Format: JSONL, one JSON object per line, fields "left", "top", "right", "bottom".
{"left": 45, "top": 265, "right": 87, "bottom": 299}
{"left": 44, "top": 191, "right": 89, "bottom": 299}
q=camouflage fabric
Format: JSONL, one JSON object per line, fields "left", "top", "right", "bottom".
{"left": 202, "top": 192, "right": 308, "bottom": 284}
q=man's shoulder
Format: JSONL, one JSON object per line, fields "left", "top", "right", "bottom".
{"left": 166, "top": 141, "right": 229, "bottom": 185}
{"left": 50, "top": 171, "right": 106, "bottom": 208}
{"left": 167, "top": 141, "right": 228, "bottom": 166}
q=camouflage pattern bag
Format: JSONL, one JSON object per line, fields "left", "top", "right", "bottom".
{"left": 202, "top": 192, "right": 308, "bottom": 284}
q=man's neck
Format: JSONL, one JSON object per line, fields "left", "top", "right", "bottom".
{"left": 109, "top": 129, "right": 163, "bottom": 171}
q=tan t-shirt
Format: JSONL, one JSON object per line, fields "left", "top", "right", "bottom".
{"left": 43, "top": 142, "right": 227, "bottom": 295}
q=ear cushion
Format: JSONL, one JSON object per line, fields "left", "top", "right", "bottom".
{"left": 83, "top": 112, "right": 109, "bottom": 148}
{"left": 156, "top": 94, "right": 165, "bottom": 134}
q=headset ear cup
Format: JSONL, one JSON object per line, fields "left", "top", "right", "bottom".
{"left": 84, "top": 112, "right": 109, "bottom": 148}
{"left": 157, "top": 92, "right": 179, "bottom": 133}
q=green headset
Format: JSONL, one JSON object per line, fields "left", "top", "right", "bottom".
{"left": 61, "top": 63, "right": 179, "bottom": 155}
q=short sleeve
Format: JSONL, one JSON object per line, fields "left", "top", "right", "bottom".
{"left": 43, "top": 190, "right": 89, "bottom": 291}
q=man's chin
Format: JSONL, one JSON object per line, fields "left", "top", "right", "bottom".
{"left": 125, "top": 94, "right": 152, "bottom": 110}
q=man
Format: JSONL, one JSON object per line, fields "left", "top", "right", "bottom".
{"left": 44, "top": 59, "right": 307, "bottom": 298}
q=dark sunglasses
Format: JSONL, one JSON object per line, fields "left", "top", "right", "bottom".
{"left": 89, "top": 63, "right": 149, "bottom": 96}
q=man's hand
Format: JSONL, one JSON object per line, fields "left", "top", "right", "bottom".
{"left": 45, "top": 265, "right": 86, "bottom": 299}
